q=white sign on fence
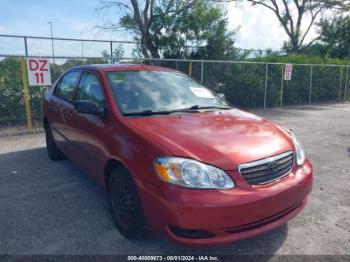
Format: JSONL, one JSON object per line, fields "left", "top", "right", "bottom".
{"left": 26, "top": 58, "right": 52, "bottom": 86}
{"left": 284, "top": 64, "right": 293, "bottom": 81}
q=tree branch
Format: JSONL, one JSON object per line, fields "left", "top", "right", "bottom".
{"left": 298, "top": 7, "right": 322, "bottom": 48}
{"left": 143, "top": 0, "right": 150, "bottom": 27}
{"left": 301, "top": 35, "right": 322, "bottom": 50}
{"left": 243, "top": 0, "right": 277, "bottom": 12}
{"left": 267, "top": 0, "right": 293, "bottom": 39}
{"left": 130, "top": 0, "right": 144, "bottom": 32}
{"left": 149, "top": 0, "right": 155, "bottom": 26}
{"left": 281, "top": 0, "right": 295, "bottom": 36}
{"left": 97, "top": 0, "right": 133, "bottom": 13}
{"left": 167, "top": 0, "right": 200, "bottom": 15}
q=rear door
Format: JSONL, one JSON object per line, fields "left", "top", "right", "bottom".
{"left": 47, "top": 70, "right": 82, "bottom": 155}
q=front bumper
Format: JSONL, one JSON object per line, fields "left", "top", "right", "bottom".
{"left": 135, "top": 160, "right": 313, "bottom": 247}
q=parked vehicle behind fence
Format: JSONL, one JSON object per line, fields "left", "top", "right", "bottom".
{"left": 43, "top": 64, "right": 313, "bottom": 246}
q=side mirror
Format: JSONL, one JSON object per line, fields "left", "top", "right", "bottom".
{"left": 75, "top": 100, "right": 103, "bottom": 115}
{"left": 217, "top": 93, "right": 226, "bottom": 100}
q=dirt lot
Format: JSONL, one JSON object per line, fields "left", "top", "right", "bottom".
{"left": 0, "top": 103, "right": 349, "bottom": 256}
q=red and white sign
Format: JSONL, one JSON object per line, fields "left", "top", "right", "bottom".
{"left": 284, "top": 64, "right": 293, "bottom": 81}
{"left": 26, "top": 58, "right": 52, "bottom": 86}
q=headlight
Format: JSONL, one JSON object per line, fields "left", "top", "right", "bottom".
{"left": 154, "top": 157, "right": 235, "bottom": 189}
{"left": 291, "top": 133, "right": 306, "bottom": 166}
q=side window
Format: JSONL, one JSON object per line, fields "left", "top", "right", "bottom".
{"left": 55, "top": 71, "right": 81, "bottom": 101}
{"left": 76, "top": 72, "right": 105, "bottom": 108}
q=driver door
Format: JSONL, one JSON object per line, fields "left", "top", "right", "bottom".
{"left": 69, "top": 70, "right": 109, "bottom": 180}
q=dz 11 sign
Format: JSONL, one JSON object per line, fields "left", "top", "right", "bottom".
{"left": 26, "top": 58, "right": 52, "bottom": 86}
{"left": 284, "top": 64, "right": 293, "bottom": 81}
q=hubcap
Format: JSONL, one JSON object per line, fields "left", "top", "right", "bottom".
{"left": 113, "top": 183, "right": 136, "bottom": 228}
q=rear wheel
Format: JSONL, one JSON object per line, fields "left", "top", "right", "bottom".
{"left": 45, "top": 123, "right": 65, "bottom": 161}
{"left": 108, "top": 167, "right": 146, "bottom": 239}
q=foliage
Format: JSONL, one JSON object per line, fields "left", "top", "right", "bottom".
{"left": 204, "top": 54, "right": 350, "bottom": 108}
{"left": 101, "top": 44, "right": 125, "bottom": 61}
{"left": 189, "top": 18, "right": 238, "bottom": 60}
{"left": 0, "top": 58, "right": 47, "bottom": 127}
{"left": 98, "top": 0, "right": 237, "bottom": 60}
{"left": 0, "top": 58, "right": 26, "bottom": 126}
{"left": 318, "top": 16, "right": 350, "bottom": 59}
{"left": 251, "top": 53, "right": 350, "bottom": 65}
{"left": 154, "top": 1, "right": 237, "bottom": 59}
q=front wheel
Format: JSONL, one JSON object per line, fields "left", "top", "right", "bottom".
{"left": 108, "top": 167, "right": 146, "bottom": 239}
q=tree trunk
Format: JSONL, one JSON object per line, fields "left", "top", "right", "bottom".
{"left": 140, "top": 35, "right": 151, "bottom": 59}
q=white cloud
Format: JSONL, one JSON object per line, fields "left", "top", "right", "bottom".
{"left": 0, "top": 25, "right": 6, "bottom": 34}
{"left": 226, "top": 2, "right": 320, "bottom": 50}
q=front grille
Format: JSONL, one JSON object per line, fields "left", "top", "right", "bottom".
{"left": 238, "top": 151, "right": 294, "bottom": 185}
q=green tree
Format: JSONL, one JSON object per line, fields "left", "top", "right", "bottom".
{"left": 97, "top": 0, "right": 237, "bottom": 59}
{"left": 318, "top": 16, "right": 350, "bottom": 59}
{"left": 190, "top": 19, "right": 237, "bottom": 60}
{"left": 0, "top": 58, "right": 24, "bottom": 126}
{"left": 161, "top": 3, "right": 238, "bottom": 60}
{"left": 101, "top": 44, "right": 125, "bottom": 62}
{"left": 0, "top": 58, "right": 46, "bottom": 127}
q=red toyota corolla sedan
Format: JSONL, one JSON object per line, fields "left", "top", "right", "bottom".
{"left": 43, "top": 64, "right": 313, "bottom": 247}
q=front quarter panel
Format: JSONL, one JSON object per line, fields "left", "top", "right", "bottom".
{"left": 102, "top": 118, "right": 173, "bottom": 187}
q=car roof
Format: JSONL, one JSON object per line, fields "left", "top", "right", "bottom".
{"left": 71, "top": 63, "right": 177, "bottom": 73}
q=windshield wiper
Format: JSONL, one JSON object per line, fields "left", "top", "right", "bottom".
{"left": 124, "top": 108, "right": 201, "bottom": 116}
{"left": 123, "top": 110, "right": 174, "bottom": 116}
{"left": 123, "top": 106, "right": 231, "bottom": 117}
{"left": 187, "top": 105, "right": 232, "bottom": 110}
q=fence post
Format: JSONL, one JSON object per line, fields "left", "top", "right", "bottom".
{"left": 109, "top": 41, "right": 113, "bottom": 64}
{"left": 264, "top": 63, "right": 269, "bottom": 109}
{"left": 189, "top": 61, "right": 193, "bottom": 76}
{"left": 20, "top": 58, "right": 32, "bottom": 131}
{"left": 24, "top": 36, "right": 28, "bottom": 57}
{"left": 280, "top": 65, "right": 284, "bottom": 106}
{"left": 338, "top": 67, "right": 343, "bottom": 101}
{"left": 309, "top": 65, "right": 313, "bottom": 104}
{"left": 200, "top": 60, "right": 204, "bottom": 83}
{"left": 344, "top": 66, "right": 349, "bottom": 101}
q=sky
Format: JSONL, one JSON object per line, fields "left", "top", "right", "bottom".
{"left": 0, "top": 0, "right": 320, "bottom": 57}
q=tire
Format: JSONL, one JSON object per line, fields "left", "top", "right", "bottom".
{"left": 108, "top": 167, "right": 146, "bottom": 239}
{"left": 45, "top": 123, "right": 65, "bottom": 161}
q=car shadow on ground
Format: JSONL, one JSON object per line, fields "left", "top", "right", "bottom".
{"left": 0, "top": 147, "right": 287, "bottom": 256}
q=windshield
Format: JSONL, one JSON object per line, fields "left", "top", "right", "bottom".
{"left": 106, "top": 70, "right": 229, "bottom": 115}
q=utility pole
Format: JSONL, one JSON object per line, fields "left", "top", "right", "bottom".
{"left": 47, "top": 21, "right": 55, "bottom": 63}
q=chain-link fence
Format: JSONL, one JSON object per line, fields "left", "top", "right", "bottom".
{"left": 1, "top": 54, "right": 349, "bottom": 136}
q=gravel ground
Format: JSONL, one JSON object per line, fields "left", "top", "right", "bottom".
{"left": 0, "top": 103, "right": 349, "bottom": 256}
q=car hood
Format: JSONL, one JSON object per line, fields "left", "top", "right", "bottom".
{"left": 125, "top": 109, "right": 294, "bottom": 170}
